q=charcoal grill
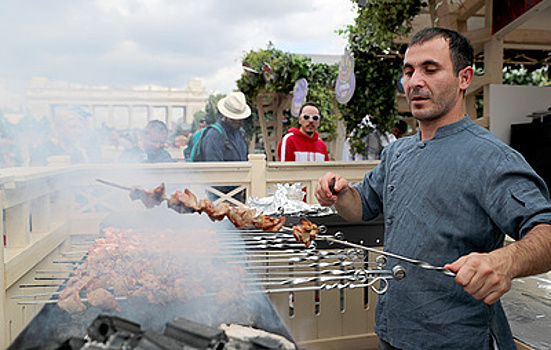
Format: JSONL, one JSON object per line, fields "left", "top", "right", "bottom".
{"left": 8, "top": 207, "right": 400, "bottom": 349}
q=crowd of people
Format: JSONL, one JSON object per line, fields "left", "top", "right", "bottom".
{"left": 1, "top": 91, "right": 403, "bottom": 168}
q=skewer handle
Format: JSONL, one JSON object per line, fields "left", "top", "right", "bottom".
{"left": 96, "top": 179, "right": 132, "bottom": 191}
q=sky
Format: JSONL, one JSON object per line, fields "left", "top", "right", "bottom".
{"left": 0, "top": 0, "right": 358, "bottom": 108}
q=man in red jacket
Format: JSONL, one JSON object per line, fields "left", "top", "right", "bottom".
{"left": 278, "top": 102, "right": 329, "bottom": 162}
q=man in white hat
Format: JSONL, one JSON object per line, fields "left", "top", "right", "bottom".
{"left": 199, "top": 91, "right": 251, "bottom": 162}
{"left": 198, "top": 92, "right": 252, "bottom": 203}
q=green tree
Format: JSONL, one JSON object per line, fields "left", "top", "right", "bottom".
{"left": 338, "top": 0, "right": 422, "bottom": 156}
{"left": 236, "top": 44, "right": 340, "bottom": 142}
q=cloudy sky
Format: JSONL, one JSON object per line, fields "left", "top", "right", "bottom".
{"left": 0, "top": 0, "right": 357, "bottom": 107}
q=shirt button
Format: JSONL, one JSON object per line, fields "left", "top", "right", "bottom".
{"left": 418, "top": 142, "right": 426, "bottom": 149}
{"left": 387, "top": 185, "right": 395, "bottom": 192}
{"left": 386, "top": 218, "right": 393, "bottom": 225}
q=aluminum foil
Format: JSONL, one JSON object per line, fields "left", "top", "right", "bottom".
{"left": 248, "top": 183, "right": 335, "bottom": 216}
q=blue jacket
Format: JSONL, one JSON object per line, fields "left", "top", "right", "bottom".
{"left": 356, "top": 116, "right": 551, "bottom": 350}
{"left": 200, "top": 119, "right": 248, "bottom": 162}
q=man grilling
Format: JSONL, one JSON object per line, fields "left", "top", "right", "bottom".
{"left": 315, "top": 27, "right": 551, "bottom": 349}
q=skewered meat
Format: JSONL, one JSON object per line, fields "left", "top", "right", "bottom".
{"left": 207, "top": 202, "right": 230, "bottom": 221}
{"left": 197, "top": 199, "right": 215, "bottom": 214}
{"left": 292, "top": 218, "right": 319, "bottom": 247}
{"left": 87, "top": 288, "right": 121, "bottom": 311}
{"left": 167, "top": 190, "right": 197, "bottom": 214}
{"left": 128, "top": 184, "right": 289, "bottom": 235}
{"left": 57, "top": 290, "right": 86, "bottom": 314}
{"left": 130, "top": 183, "right": 166, "bottom": 208}
{"left": 227, "top": 206, "right": 256, "bottom": 229}
{"left": 254, "top": 215, "right": 287, "bottom": 232}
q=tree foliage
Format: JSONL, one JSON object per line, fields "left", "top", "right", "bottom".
{"left": 338, "top": 0, "right": 422, "bottom": 156}
{"left": 236, "top": 44, "right": 340, "bottom": 141}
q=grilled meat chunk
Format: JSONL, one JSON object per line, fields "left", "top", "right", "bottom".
{"left": 292, "top": 218, "right": 319, "bottom": 247}
{"left": 130, "top": 183, "right": 166, "bottom": 208}
{"left": 57, "top": 291, "right": 87, "bottom": 314}
{"left": 87, "top": 288, "right": 121, "bottom": 311}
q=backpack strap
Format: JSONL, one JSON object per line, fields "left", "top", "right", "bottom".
{"left": 211, "top": 123, "right": 232, "bottom": 150}
{"left": 190, "top": 123, "right": 228, "bottom": 161}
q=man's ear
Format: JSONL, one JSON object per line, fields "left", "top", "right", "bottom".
{"left": 459, "top": 66, "right": 474, "bottom": 91}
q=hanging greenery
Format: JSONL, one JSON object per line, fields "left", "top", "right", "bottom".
{"left": 236, "top": 43, "right": 340, "bottom": 142}
{"left": 338, "top": 0, "right": 422, "bottom": 156}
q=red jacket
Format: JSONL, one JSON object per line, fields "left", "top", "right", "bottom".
{"left": 278, "top": 127, "right": 329, "bottom": 162}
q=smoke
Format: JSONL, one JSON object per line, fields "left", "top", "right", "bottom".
{"left": 10, "top": 189, "right": 292, "bottom": 348}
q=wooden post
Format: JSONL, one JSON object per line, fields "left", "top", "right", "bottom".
{"left": 0, "top": 189, "right": 7, "bottom": 348}
{"left": 249, "top": 154, "right": 267, "bottom": 199}
{"left": 255, "top": 92, "right": 291, "bottom": 162}
{"left": 5, "top": 203, "right": 31, "bottom": 248}
{"left": 31, "top": 195, "right": 51, "bottom": 233}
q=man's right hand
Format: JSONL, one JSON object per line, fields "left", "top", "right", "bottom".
{"left": 315, "top": 172, "right": 350, "bottom": 207}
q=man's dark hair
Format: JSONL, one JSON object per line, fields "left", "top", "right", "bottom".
{"left": 408, "top": 27, "right": 474, "bottom": 76}
{"left": 299, "top": 102, "right": 321, "bottom": 117}
{"left": 144, "top": 120, "right": 168, "bottom": 135}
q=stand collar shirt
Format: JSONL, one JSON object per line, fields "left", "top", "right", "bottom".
{"left": 355, "top": 116, "right": 551, "bottom": 349}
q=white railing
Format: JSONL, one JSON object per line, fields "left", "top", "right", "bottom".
{"left": 0, "top": 155, "right": 379, "bottom": 347}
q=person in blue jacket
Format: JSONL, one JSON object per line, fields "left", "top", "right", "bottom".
{"left": 199, "top": 92, "right": 251, "bottom": 162}
{"left": 315, "top": 27, "right": 551, "bottom": 350}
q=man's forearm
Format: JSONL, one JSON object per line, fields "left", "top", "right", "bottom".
{"left": 498, "top": 223, "right": 551, "bottom": 278}
{"left": 335, "top": 187, "right": 363, "bottom": 222}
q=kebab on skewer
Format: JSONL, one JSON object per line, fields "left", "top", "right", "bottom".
{"left": 291, "top": 218, "right": 319, "bottom": 248}
{"left": 126, "top": 183, "right": 287, "bottom": 232}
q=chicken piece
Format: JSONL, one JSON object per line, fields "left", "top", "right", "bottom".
{"left": 87, "top": 288, "right": 121, "bottom": 312}
{"left": 57, "top": 291, "right": 87, "bottom": 314}
{"left": 129, "top": 183, "right": 166, "bottom": 208}
{"left": 181, "top": 188, "right": 199, "bottom": 211}
{"left": 227, "top": 206, "right": 256, "bottom": 229}
{"left": 207, "top": 202, "right": 230, "bottom": 221}
{"left": 292, "top": 218, "right": 319, "bottom": 247}
{"left": 197, "top": 199, "right": 214, "bottom": 214}
{"left": 254, "top": 215, "right": 287, "bottom": 232}
{"left": 167, "top": 190, "right": 196, "bottom": 214}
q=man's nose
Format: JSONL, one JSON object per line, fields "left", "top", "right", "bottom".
{"left": 408, "top": 71, "right": 426, "bottom": 88}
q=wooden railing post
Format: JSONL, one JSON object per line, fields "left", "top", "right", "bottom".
{"left": 31, "top": 195, "right": 51, "bottom": 233}
{"left": 5, "top": 203, "right": 31, "bottom": 248}
{"left": 249, "top": 154, "right": 267, "bottom": 199}
{"left": 0, "top": 188, "right": 8, "bottom": 348}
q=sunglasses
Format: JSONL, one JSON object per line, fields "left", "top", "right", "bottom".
{"left": 301, "top": 114, "right": 320, "bottom": 121}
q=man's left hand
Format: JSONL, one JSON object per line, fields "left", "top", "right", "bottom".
{"left": 444, "top": 252, "right": 514, "bottom": 305}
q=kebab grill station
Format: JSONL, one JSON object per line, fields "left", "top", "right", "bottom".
{"left": 2, "top": 1, "right": 551, "bottom": 349}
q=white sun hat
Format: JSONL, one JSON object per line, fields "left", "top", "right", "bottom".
{"left": 217, "top": 92, "right": 252, "bottom": 120}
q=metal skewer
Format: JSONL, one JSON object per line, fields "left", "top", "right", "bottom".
{"left": 320, "top": 234, "right": 456, "bottom": 277}
{"left": 17, "top": 296, "right": 128, "bottom": 305}
{"left": 96, "top": 178, "right": 132, "bottom": 191}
